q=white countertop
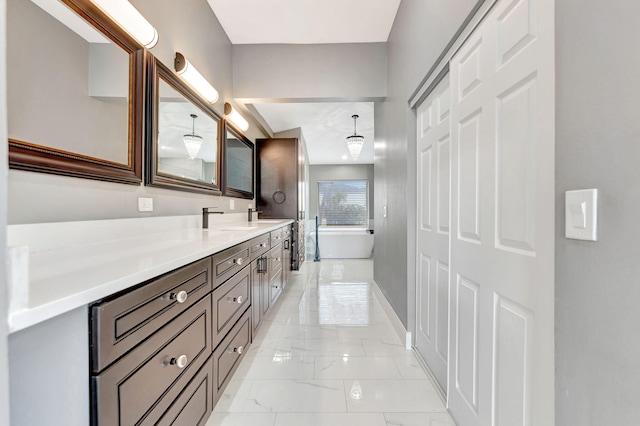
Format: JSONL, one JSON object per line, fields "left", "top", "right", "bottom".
{"left": 7, "top": 215, "right": 293, "bottom": 333}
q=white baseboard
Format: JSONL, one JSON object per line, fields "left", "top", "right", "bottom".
{"left": 370, "top": 279, "right": 411, "bottom": 349}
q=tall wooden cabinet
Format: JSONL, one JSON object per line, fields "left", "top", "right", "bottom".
{"left": 256, "top": 138, "right": 306, "bottom": 270}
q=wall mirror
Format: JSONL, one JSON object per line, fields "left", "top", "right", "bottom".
{"left": 7, "top": 0, "right": 144, "bottom": 184}
{"left": 222, "top": 123, "right": 254, "bottom": 199}
{"left": 146, "top": 56, "right": 222, "bottom": 194}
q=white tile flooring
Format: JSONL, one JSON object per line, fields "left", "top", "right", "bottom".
{"left": 206, "top": 259, "right": 456, "bottom": 426}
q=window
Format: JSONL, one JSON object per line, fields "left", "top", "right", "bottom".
{"left": 318, "top": 180, "right": 368, "bottom": 227}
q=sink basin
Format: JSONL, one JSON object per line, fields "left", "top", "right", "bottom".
{"left": 222, "top": 226, "right": 258, "bottom": 231}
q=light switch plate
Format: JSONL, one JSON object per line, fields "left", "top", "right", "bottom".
{"left": 565, "top": 189, "right": 597, "bottom": 241}
{"left": 138, "top": 197, "right": 153, "bottom": 212}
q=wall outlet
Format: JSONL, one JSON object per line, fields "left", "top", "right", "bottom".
{"left": 229, "top": 199, "right": 235, "bottom": 210}
{"left": 138, "top": 197, "right": 153, "bottom": 212}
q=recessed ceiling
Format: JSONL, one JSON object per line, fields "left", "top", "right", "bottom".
{"left": 253, "top": 102, "right": 374, "bottom": 165}
{"left": 208, "top": 0, "right": 401, "bottom": 44}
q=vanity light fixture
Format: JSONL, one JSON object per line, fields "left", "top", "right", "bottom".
{"left": 183, "top": 114, "right": 203, "bottom": 160}
{"left": 224, "top": 102, "right": 249, "bottom": 132}
{"left": 90, "top": 0, "right": 158, "bottom": 48}
{"left": 174, "top": 53, "right": 219, "bottom": 103}
{"left": 346, "top": 114, "right": 364, "bottom": 161}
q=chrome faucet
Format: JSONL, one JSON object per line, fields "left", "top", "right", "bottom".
{"left": 247, "top": 207, "right": 262, "bottom": 222}
{"left": 202, "top": 207, "right": 224, "bottom": 229}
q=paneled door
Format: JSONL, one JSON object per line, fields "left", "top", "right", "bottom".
{"left": 415, "top": 74, "right": 451, "bottom": 393}
{"left": 448, "top": 0, "right": 555, "bottom": 424}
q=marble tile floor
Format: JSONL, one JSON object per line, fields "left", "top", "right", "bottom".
{"left": 206, "top": 259, "right": 456, "bottom": 426}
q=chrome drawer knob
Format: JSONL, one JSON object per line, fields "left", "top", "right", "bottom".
{"left": 170, "top": 354, "right": 188, "bottom": 369}
{"left": 231, "top": 296, "right": 244, "bottom": 304}
{"left": 260, "top": 243, "right": 267, "bottom": 247}
{"left": 233, "top": 257, "right": 243, "bottom": 266}
{"left": 275, "top": 236, "right": 281, "bottom": 240}
{"left": 273, "top": 285, "right": 279, "bottom": 289}
{"left": 233, "top": 346, "right": 243, "bottom": 355}
{"left": 170, "top": 291, "right": 188, "bottom": 304}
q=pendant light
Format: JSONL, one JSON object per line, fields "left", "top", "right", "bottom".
{"left": 346, "top": 114, "right": 364, "bottom": 161}
{"left": 183, "top": 114, "right": 203, "bottom": 160}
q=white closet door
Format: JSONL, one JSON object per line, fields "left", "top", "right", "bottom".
{"left": 415, "top": 74, "right": 451, "bottom": 393}
{"left": 448, "top": 0, "right": 554, "bottom": 424}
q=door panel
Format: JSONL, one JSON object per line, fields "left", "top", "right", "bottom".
{"left": 448, "top": 0, "right": 554, "bottom": 424}
{"left": 415, "top": 74, "right": 451, "bottom": 392}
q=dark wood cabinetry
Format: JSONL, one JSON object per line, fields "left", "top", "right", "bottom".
{"left": 90, "top": 225, "right": 290, "bottom": 425}
{"left": 257, "top": 138, "right": 306, "bottom": 270}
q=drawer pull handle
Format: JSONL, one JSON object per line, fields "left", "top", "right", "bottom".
{"left": 170, "top": 291, "right": 188, "bottom": 304}
{"left": 170, "top": 355, "right": 188, "bottom": 369}
{"left": 233, "top": 346, "right": 243, "bottom": 355}
{"left": 274, "top": 257, "right": 281, "bottom": 262}
{"left": 275, "top": 236, "right": 281, "bottom": 240}
{"left": 273, "top": 285, "right": 280, "bottom": 289}
{"left": 230, "top": 296, "right": 244, "bottom": 304}
{"left": 233, "top": 257, "right": 244, "bottom": 266}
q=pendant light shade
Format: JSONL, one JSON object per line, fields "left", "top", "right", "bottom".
{"left": 346, "top": 114, "right": 364, "bottom": 161}
{"left": 183, "top": 114, "right": 203, "bottom": 160}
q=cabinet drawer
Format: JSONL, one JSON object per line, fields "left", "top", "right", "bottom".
{"left": 211, "top": 241, "right": 250, "bottom": 288}
{"left": 213, "top": 309, "right": 251, "bottom": 406}
{"left": 270, "top": 227, "right": 284, "bottom": 246}
{"left": 211, "top": 266, "right": 251, "bottom": 348}
{"left": 92, "top": 295, "right": 212, "bottom": 426}
{"left": 250, "top": 234, "right": 270, "bottom": 260}
{"left": 147, "top": 355, "right": 213, "bottom": 426}
{"left": 91, "top": 257, "right": 211, "bottom": 372}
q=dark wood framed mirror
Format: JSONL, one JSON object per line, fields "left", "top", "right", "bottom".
{"left": 145, "top": 56, "right": 223, "bottom": 194}
{"left": 7, "top": 0, "right": 145, "bottom": 184}
{"left": 222, "top": 121, "right": 254, "bottom": 200}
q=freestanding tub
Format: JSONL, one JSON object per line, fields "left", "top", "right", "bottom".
{"left": 309, "top": 228, "right": 374, "bottom": 259}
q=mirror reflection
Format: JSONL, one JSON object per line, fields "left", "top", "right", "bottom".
{"left": 7, "top": 0, "right": 131, "bottom": 165}
{"left": 225, "top": 130, "right": 252, "bottom": 193}
{"left": 157, "top": 78, "right": 218, "bottom": 184}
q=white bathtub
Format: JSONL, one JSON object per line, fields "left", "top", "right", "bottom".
{"left": 309, "top": 228, "right": 374, "bottom": 259}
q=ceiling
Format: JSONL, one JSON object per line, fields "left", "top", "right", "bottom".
{"left": 254, "top": 102, "right": 374, "bottom": 165}
{"left": 207, "top": 0, "right": 400, "bottom": 165}
{"left": 208, "top": 0, "right": 401, "bottom": 45}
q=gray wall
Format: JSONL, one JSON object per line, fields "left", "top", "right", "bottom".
{"left": 1, "top": 0, "right": 10, "bottom": 422}
{"left": 7, "top": 0, "right": 267, "bottom": 225}
{"left": 308, "top": 164, "right": 375, "bottom": 222}
{"left": 233, "top": 43, "right": 387, "bottom": 101}
{"left": 555, "top": 1, "right": 640, "bottom": 424}
{"left": 9, "top": 307, "right": 88, "bottom": 426}
{"left": 375, "top": 0, "right": 477, "bottom": 327}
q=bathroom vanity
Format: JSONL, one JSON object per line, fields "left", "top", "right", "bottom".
{"left": 7, "top": 215, "right": 292, "bottom": 426}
